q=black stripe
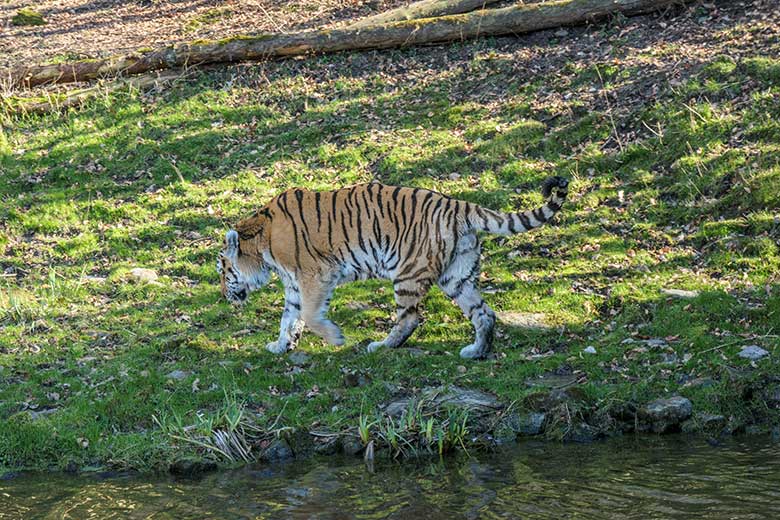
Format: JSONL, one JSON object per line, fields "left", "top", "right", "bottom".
{"left": 377, "top": 186, "right": 385, "bottom": 218}
{"left": 315, "top": 192, "right": 322, "bottom": 232}
{"left": 277, "top": 192, "right": 301, "bottom": 268}
{"left": 518, "top": 212, "right": 531, "bottom": 230}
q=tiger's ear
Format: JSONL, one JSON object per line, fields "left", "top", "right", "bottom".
{"left": 225, "top": 230, "right": 239, "bottom": 255}
{"left": 235, "top": 212, "right": 265, "bottom": 240}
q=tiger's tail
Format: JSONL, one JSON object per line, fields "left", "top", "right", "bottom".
{"left": 466, "top": 176, "right": 568, "bottom": 236}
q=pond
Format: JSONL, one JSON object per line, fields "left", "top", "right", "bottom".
{"left": 2, "top": 436, "right": 779, "bottom": 519}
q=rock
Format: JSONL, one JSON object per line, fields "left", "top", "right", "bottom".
{"left": 645, "top": 338, "right": 667, "bottom": 348}
{"left": 525, "top": 372, "right": 579, "bottom": 389}
{"left": 384, "top": 386, "right": 502, "bottom": 419}
{"left": 499, "top": 412, "right": 545, "bottom": 438}
{"left": 554, "top": 28, "right": 569, "bottom": 37}
{"left": 639, "top": 396, "right": 693, "bottom": 433}
{"left": 738, "top": 345, "right": 769, "bottom": 361}
{"left": 385, "top": 398, "right": 410, "bottom": 417}
{"left": 312, "top": 436, "right": 340, "bottom": 455}
{"left": 288, "top": 351, "right": 310, "bottom": 365}
{"left": 765, "top": 386, "right": 780, "bottom": 408}
{"left": 583, "top": 346, "right": 597, "bottom": 355}
{"left": 341, "top": 437, "right": 364, "bottom": 456}
{"left": 128, "top": 267, "right": 159, "bottom": 284}
{"left": 683, "top": 412, "right": 726, "bottom": 433}
{"left": 515, "top": 412, "right": 546, "bottom": 436}
{"left": 28, "top": 408, "right": 58, "bottom": 421}
{"left": 166, "top": 369, "right": 190, "bottom": 381}
{"left": 343, "top": 371, "right": 370, "bottom": 388}
{"left": 169, "top": 458, "right": 217, "bottom": 475}
{"left": 448, "top": 173, "right": 461, "bottom": 181}
{"left": 496, "top": 312, "right": 551, "bottom": 329}
{"left": 457, "top": 365, "right": 467, "bottom": 374}
{"left": 263, "top": 439, "right": 293, "bottom": 461}
{"left": 661, "top": 288, "right": 700, "bottom": 299}
{"left": 683, "top": 377, "right": 716, "bottom": 389}
{"left": 424, "top": 386, "right": 502, "bottom": 412}
{"left": 564, "top": 422, "right": 596, "bottom": 443}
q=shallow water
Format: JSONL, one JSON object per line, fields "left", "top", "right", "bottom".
{"left": 2, "top": 436, "right": 779, "bottom": 519}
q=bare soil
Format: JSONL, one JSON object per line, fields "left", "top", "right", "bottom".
{"left": 0, "top": 0, "right": 407, "bottom": 69}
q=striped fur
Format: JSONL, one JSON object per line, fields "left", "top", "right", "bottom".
{"left": 217, "top": 176, "right": 568, "bottom": 359}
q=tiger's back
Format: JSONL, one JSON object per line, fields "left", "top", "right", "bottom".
{"left": 219, "top": 178, "right": 568, "bottom": 359}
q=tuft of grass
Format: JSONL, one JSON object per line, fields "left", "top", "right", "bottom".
{"left": 12, "top": 8, "right": 46, "bottom": 26}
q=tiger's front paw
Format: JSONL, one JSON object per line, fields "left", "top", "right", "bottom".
{"left": 265, "top": 341, "right": 289, "bottom": 355}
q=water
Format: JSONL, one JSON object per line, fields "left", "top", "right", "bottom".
{"left": 2, "top": 436, "right": 779, "bottom": 519}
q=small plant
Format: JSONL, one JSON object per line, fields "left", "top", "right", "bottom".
{"left": 358, "top": 413, "right": 376, "bottom": 445}
{"left": 12, "top": 8, "right": 46, "bottom": 26}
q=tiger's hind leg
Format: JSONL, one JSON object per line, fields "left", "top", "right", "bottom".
{"left": 266, "top": 278, "right": 305, "bottom": 354}
{"left": 366, "top": 274, "right": 432, "bottom": 353}
{"left": 438, "top": 233, "right": 496, "bottom": 359}
{"left": 300, "top": 277, "right": 344, "bottom": 346}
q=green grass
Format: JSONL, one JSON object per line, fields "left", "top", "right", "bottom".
{"left": 1, "top": 37, "right": 779, "bottom": 473}
{"left": 12, "top": 8, "right": 46, "bottom": 26}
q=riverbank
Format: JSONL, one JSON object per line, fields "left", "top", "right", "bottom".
{"left": 1, "top": 0, "right": 779, "bottom": 473}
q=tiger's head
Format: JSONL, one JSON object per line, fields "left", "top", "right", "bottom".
{"left": 217, "top": 229, "right": 270, "bottom": 306}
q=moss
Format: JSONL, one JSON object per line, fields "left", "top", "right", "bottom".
{"left": 12, "top": 8, "right": 46, "bottom": 26}
{"left": 184, "top": 7, "right": 233, "bottom": 33}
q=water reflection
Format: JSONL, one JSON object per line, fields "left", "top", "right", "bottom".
{"left": 2, "top": 436, "right": 779, "bottom": 519}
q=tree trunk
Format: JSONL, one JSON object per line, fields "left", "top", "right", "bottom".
{"left": 10, "top": 0, "right": 683, "bottom": 89}
{"left": 348, "top": 0, "right": 504, "bottom": 29}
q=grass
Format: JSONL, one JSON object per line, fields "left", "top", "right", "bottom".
{"left": 11, "top": 8, "right": 46, "bottom": 26}
{"left": 1, "top": 28, "right": 779, "bottom": 473}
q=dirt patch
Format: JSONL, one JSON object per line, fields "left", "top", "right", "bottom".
{"left": 0, "top": 0, "right": 408, "bottom": 69}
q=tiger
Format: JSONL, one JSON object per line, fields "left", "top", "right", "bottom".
{"left": 217, "top": 176, "right": 568, "bottom": 359}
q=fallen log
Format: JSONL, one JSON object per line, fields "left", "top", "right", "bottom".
{"left": 9, "top": 0, "right": 685, "bottom": 89}
{"left": 348, "top": 0, "right": 504, "bottom": 29}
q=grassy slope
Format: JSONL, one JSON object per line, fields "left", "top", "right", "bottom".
{"left": 1, "top": 6, "right": 779, "bottom": 472}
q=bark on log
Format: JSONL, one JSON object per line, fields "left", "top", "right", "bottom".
{"left": 348, "top": 0, "right": 503, "bottom": 29}
{"left": 9, "top": 0, "right": 684, "bottom": 89}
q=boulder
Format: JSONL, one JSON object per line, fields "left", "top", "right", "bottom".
{"left": 169, "top": 458, "right": 217, "bottom": 475}
{"left": 661, "top": 288, "right": 699, "bottom": 299}
{"left": 639, "top": 396, "right": 692, "bottom": 433}
{"left": 128, "top": 267, "right": 159, "bottom": 284}
{"left": 497, "top": 311, "right": 551, "bottom": 329}
{"left": 263, "top": 439, "right": 293, "bottom": 461}
{"left": 516, "top": 412, "right": 546, "bottom": 436}
{"left": 738, "top": 345, "right": 769, "bottom": 361}
{"left": 166, "top": 369, "right": 191, "bottom": 381}
{"left": 564, "top": 422, "right": 596, "bottom": 443}
{"left": 341, "top": 437, "right": 364, "bottom": 456}
{"left": 384, "top": 385, "right": 503, "bottom": 418}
